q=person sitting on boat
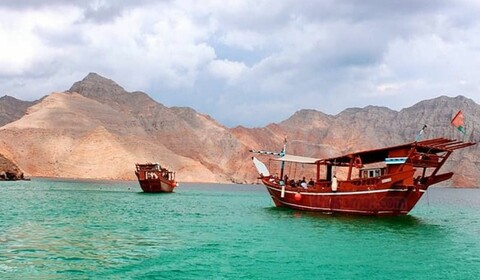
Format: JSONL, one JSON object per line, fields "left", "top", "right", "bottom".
{"left": 270, "top": 173, "right": 279, "bottom": 182}
{"left": 308, "top": 178, "right": 315, "bottom": 187}
{"left": 299, "top": 177, "right": 307, "bottom": 188}
{"left": 296, "top": 179, "right": 302, "bottom": 187}
{"left": 300, "top": 181, "right": 308, "bottom": 189}
{"left": 289, "top": 179, "right": 296, "bottom": 188}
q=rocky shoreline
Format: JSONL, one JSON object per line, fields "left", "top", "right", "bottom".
{"left": 0, "top": 154, "right": 27, "bottom": 181}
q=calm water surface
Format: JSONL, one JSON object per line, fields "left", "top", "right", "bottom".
{"left": 1, "top": 179, "right": 479, "bottom": 279}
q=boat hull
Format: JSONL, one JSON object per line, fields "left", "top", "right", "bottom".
{"left": 261, "top": 179, "right": 427, "bottom": 216}
{"left": 137, "top": 178, "right": 177, "bottom": 193}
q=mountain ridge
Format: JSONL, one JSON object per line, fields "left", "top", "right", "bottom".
{"left": 0, "top": 95, "right": 37, "bottom": 127}
{"left": 0, "top": 73, "right": 478, "bottom": 186}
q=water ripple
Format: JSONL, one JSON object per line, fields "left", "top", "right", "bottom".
{"left": 1, "top": 180, "right": 479, "bottom": 279}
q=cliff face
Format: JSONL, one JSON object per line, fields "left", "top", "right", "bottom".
{"left": 0, "top": 73, "right": 478, "bottom": 186}
{"left": 232, "top": 96, "right": 480, "bottom": 187}
{"left": 0, "top": 73, "right": 250, "bottom": 182}
{"left": 68, "top": 73, "right": 250, "bottom": 182}
{"left": 0, "top": 154, "right": 25, "bottom": 180}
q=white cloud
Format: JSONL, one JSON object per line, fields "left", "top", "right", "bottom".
{"left": 207, "top": 59, "right": 247, "bottom": 84}
{"left": 1, "top": 0, "right": 480, "bottom": 126}
{"left": 0, "top": 7, "right": 80, "bottom": 75}
{"left": 219, "top": 30, "right": 265, "bottom": 51}
{"left": 376, "top": 83, "right": 403, "bottom": 93}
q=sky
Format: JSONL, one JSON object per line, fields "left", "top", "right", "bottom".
{"left": 1, "top": 0, "right": 480, "bottom": 127}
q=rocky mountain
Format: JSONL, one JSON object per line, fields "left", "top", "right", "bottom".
{"left": 0, "top": 73, "right": 251, "bottom": 182}
{"left": 0, "top": 95, "right": 36, "bottom": 127}
{"left": 232, "top": 96, "right": 480, "bottom": 187}
{"left": 0, "top": 153, "right": 25, "bottom": 180}
{"left": 0, "top": 73, "right": 478, "bottom": 186}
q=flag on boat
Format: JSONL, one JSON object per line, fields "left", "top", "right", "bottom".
{"left": 451, "top": 110, "right": 466, "bottom": 135}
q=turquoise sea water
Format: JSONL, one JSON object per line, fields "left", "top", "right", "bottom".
{"left": 1, "top": 179, "right": 479, "bottom": 279}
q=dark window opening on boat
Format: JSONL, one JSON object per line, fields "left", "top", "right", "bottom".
{"left": 360, "top": 167, "right": 386, "bottom": 179}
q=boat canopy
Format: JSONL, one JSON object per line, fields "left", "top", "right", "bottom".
{"left": 254, "top": 138, "right": 475, "bottom": 167}
{"left": 318, "top": 138, "right": 475, "bottom": 166}
{"left": 272, "top": 154, "right": 319, "bottom": 164}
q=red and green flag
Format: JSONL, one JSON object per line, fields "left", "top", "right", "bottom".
{"left": 451, "top": 110, "right": 466, "bottom": 135}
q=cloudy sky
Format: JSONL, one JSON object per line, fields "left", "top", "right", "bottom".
{"left": 1, "top": 0, "right": 479, "bottom": 127}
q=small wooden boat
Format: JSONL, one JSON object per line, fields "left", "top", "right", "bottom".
{"left": 135, "top": 163, "right": 178, "bottom": 193}
{"left": 251, "top": 138, "right": 475, "bottom": 216}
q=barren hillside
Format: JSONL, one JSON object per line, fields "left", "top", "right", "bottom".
{"left": 0, "top": 73, "right": 478, "bottom": 186}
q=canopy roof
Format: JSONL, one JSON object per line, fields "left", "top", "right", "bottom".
{"left": 272, "top": 154, "right": 319, "bottom": 164}
{"left": 265, "top": 138, "right": 475, "bottom": 166}
{"left": 318, "top": 138, "right": 475, "bottom": 166}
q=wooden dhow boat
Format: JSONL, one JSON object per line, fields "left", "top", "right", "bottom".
{"left": 135, "top": 163, "right": 178, "bottom": 193}
{"left": 251, "top": 138, "right": 475, "bottom": 216}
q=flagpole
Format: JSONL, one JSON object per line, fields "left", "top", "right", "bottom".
{"left": 280, "top": 137, "right": 287, "bottom": 181}
{"left": 470, "top": 122, "right": 475, "bottom": 142}
{"left": 415, "top": 124, "right": 427, "bottom": 142}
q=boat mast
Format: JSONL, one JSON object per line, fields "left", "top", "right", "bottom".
{"left": 279, "top": 138, "right": 287, "bottom": 180}
{"left": 347, "top": 156, "right": 354, "bottom": 180}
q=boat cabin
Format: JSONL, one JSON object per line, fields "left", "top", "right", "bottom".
{"left": 135, "top": 163, "right": 176, "bottom": 181}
